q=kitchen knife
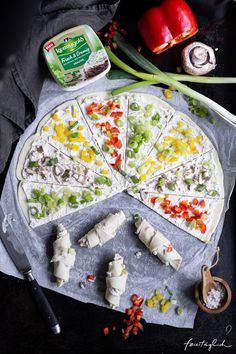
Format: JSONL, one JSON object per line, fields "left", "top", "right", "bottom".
{"left": 0, "top": 205, "right": 61, "bottom": 334}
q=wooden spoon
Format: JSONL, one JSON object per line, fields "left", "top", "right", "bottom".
{"left": 201, "top": 265, "right": 217, "bottom": 304}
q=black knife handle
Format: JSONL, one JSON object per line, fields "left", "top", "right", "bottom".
{"left": 24, "top": 270, "right": 61, "bottom": 335}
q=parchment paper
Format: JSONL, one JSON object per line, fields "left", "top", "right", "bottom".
{"left": 0, "top": 77, "right": 235, "bottom": 328}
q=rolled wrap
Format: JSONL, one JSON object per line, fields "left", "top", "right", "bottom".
{"left": 105, "top": 254, "right": 128, "bottom": 309}
{"left": 51, "top": 224, "right": 76, "bottom": 287}
{"left": 78, "top": 211, "right": 126, "bottom": 248}
{"left": 135, "top": 217, "right": 182, "bottom": 271}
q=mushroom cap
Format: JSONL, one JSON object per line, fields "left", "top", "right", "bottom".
{"left": 181, "top": 42, "right": 216, "bottom": 76}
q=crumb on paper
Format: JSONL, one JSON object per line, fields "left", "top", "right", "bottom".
{"left": 135, "top": 251, "right": 142, "bottom": 259}
{"left": 79, "top": 281, "right": 86, "bottom": 289}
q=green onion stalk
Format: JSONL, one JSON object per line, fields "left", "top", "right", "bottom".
{"left": 105, "top": 33, "right": 236, "bottom": 126}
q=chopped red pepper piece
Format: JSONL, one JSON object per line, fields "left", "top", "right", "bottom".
{"left": 199, "top": 200, "right": 206, "bottom": 208}
{"left": 150, "top": 196, "right": 156, "bottom": 204}
{"left": 111, "top": 154, "right": 122, "bottom": 170}
{"left": 182, "top": 211, "right": 189, "bottom": 220}
{"left": 158, "top": 196, "right": 208, "bottom": 234}
{"left": 103, "top": 327, "right": 109, "bottom": 336}
{"left": 167, "top": 244, "right": 173, "bottom": 252}
{"left": 138, "top": 0, "right": 198, "bottom": 55}
{"left": 107, "top": 100, "right": 116, "bottom": 110}
{"left": 110, "top": 127, "right": 120, "bottom": 135}
{"left": 122, "top": 294, "right": 144, "bottom": 340}
{"left": 110, "top": 111, "right": 123, "bottom": 118}
{"left": 87, "top": 102, "right": 98, "bottom": 115}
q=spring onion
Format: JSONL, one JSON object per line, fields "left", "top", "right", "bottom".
{"left": 105, "top": 34, "right": 236, "bottom": 126}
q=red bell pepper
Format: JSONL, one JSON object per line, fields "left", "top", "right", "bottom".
{"left": 138, "top": 0, "right": 198, "bottom": 54}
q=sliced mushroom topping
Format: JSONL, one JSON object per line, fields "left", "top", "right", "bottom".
{"left": 29, "top": 150, "right": 41, "bottom": 160}
{"left": 53, "top": 164, "right": 65, "bottom": 176}
{"left": 140, "top": 189, "right": 148, "bottom": 203}
{"left": 201, "top": 169, "right": 212, "bottom": 181}
{"left": 181, "top": 42, "right": 216, "bottom": 75}
{"left": 37, "top": 145, "right": 44, "bottom": 153}
{"left": 183, "top": 168, "right": 193, "bottom": 177}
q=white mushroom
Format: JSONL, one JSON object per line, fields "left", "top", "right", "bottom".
{"left": 181, "top": 42, "right": 216, "bottom": 75}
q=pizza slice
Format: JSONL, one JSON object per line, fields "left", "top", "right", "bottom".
{"left": 139, "top": 149, "right": 224, "bottom": 198}
{"left": 16, "top": 135, "right": 118, "bottom": 190}
{"left": 134, "top": 111, "right": 214, "bottom": 184}
{"left": 78, "top": 92, "right": 128, "bottom": 184}
{"left": 124, "top": 93, "right": 175, "bottom": 180}
{"left": 128, "top": 190, "right": 224, "bottom": 242}
{"left": 37, "top": 100, "right": 117, "bottom": 183}
{"left": 18, "top": 181, "right": 122, "bottom": 228}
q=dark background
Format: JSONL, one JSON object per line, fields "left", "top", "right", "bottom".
{"left": 0, "top": 1, "right": 235, "bottom": 353}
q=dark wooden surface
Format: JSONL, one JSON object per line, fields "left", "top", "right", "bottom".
{"left": 0, "top": 1, "right": 236, "bottom": 353}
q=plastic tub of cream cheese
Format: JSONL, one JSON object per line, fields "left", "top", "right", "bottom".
{"left": 43, "top": 25, "right": 111, "bottom": 90}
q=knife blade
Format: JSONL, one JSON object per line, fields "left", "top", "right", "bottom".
{"left": 0, "top": 205, "right": 61, "bottom": 334}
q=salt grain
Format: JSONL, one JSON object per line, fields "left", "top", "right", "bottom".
{"left": 205, "top": 282, "right": 226, "bottom": 309}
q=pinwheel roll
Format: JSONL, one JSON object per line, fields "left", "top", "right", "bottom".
{"left": 78, "top": 211, "right": 126, "bottom": 248}
{"left": 135, "top": 216, "right": 182, "bottom": 271}
{"left": 51, "top": 224, "right": 76, "bottom": 287}
{"left": 105, "top": 254, "right": 128, "bottom": 309}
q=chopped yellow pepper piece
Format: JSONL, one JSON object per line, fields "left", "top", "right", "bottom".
{"left": 163, "top": 89, "right": 172, "bottom": 100}
{"left": 51, "top": 113, "right": 61, "bottom": 121}
{"left": 65, "top": 143, "right": 80, "bottom": 151}
{"left": 96, "top": 160, "right": 103, "bottom": 166}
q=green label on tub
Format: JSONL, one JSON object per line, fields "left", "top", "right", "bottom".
{"left": 54, "top": 35, "right": 92, "bottom": 70}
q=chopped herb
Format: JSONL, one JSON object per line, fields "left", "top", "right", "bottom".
{"left": 82, "top": 191, "right": 94, "bottom": 202}
{"left": 167, "top": 181, "right": 176, "bottom": 191}
{"left": 207, "top": 189, "right": 219, "bottom": 197}
{"left": 184, "top": 178, "right": 193, "bottom": 189}
{"left": 151, "top": 113, "right": 160, "bottom": 126}
{"left": 47, "top": 157, "right": 58, "bottom": 166}
{"left": 130, "top": 175, "right": 139, "bottom": 184}
{"left": 189, "top": 220, "right": 197, "bottom": 229}
{"left": 211, "top": 116, "right": 217, "bottom": 124}
{"left": 176, "top": 306, "right": 183, "bottom": 316}
{"left": 70, "top": 132, "right": 79, "bottom": 138}
{"left": 128, "top": 161, "right": 136, "bottom": 168}
{"left": 156, "top": 176, "right": 166, "bottom": 190}
{"left": 165, "top": 285, "right": 173, "bottom": 297}
{"left": 68, "top": 121, "right": 79, "bottom": 130}
{"left": 95, "top": 176, "right": 112, "bottom": 186}
{"left": 195, "top": 184, "right": 206, "bottom": 192}
{"left": 119, "top": 168, "right": 127, "bottom": 176}
{"left": 91, "top": 146, "right": 99, "bottom": 155}
{"left": 94, "top": 188, "right": 102, "bottom": 196}
{"left": 116, "top": 119, "right": 124, "bottom": 127}
{"left": 187, "top": 97, "right": 209, "bottom": 118}
{"left": 126, "top": 150, "right": 135, "bottom": 158}
{"left": 90, "top": 113, "right": 99, "bottom": 120}
{"left": 104, "top": 106, "right": 111, "bottom": 113}
{"left": 68, "top": 195, "right": 77, "bottom": 204}
{"left": 28, "top": 161, "right": 39, "bottom": 168}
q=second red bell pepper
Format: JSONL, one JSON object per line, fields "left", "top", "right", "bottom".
{"left": 138, "top": 0, "right": 198, "bottom": 54}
